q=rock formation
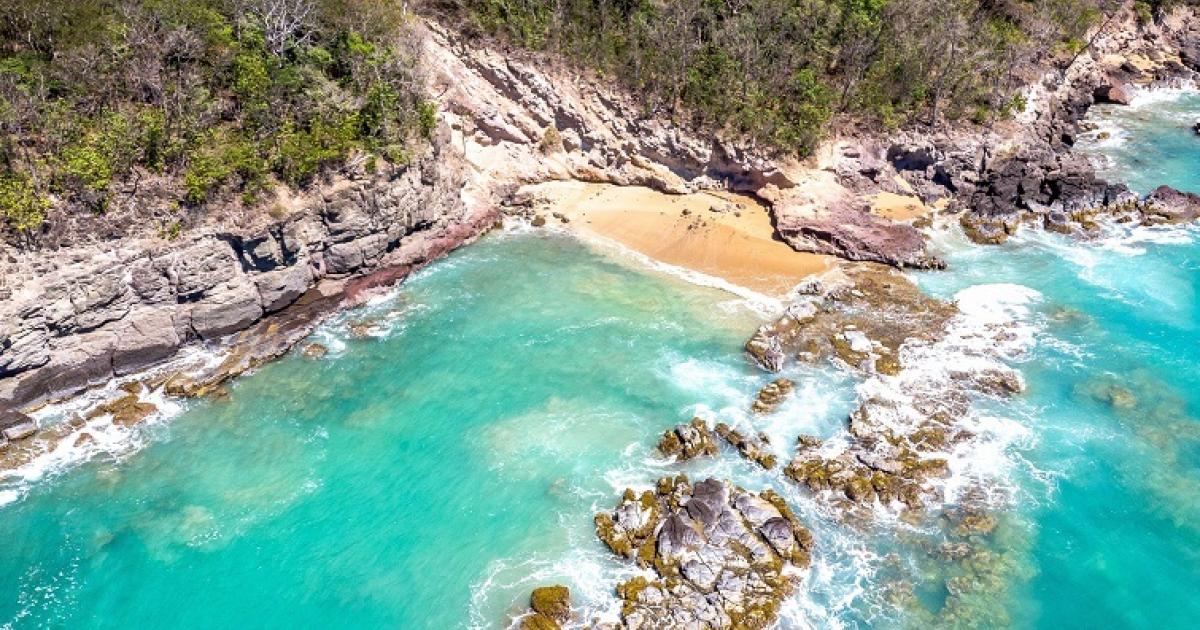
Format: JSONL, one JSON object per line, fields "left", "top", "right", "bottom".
{"left": 751, "top": 378, "right": 794, "bottom": 414}
{"left": 657, "top": 418, "right": 718, "bottom": 462}
{"left": 516, "top": 586, "right": 572, "bottom": 630}
{"left": 746, "top": 264, "right": 1030, "bottom": 513}
{"left": 594, "top": 476, "right": 812, "bottom": 629}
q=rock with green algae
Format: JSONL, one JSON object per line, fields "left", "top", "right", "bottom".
{"left": 594, "top": 476, "right": 813, "bottom": 629}
{"left": 657, "top": 417, "right": 718, "bottom": 462}
{"left": 530, "top": 585, "right": 570, "bottom": 622}
{"left": 714, "top": 423, "right": 777, "bottom": 469}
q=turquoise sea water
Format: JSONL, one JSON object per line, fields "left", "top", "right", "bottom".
{"left": 0, "top": 234, "right": 865, "bottom": 628}
{"left": 3, "top": 91, "right": 1200, "bottom": 629}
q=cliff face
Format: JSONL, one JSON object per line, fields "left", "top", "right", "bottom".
{"left": 0, "top": 142, "right": 484, "bottom": 409}
{"left": 0, "top": 20, "right": 799, "bottom": 411}
{"left": 3, "top": 6, "right": 1199, "bottom": 411}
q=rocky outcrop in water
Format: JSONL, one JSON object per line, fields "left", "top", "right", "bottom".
{"left": 746, "top": 265, "right": 1030, "bottom": 514}
{"left": 745, "top": 266, "right": 955, "bottom": 375}
{"left": 515, "top": 585, "right": 572, "bottom": 630}
{"left": 594, "top": 476, "right": 812, "bottom": 630}
{"left": 751, "top": 378, "right": 794, "bottom": 414}
{"left": 658, "top": 418, "right": 718, "bottom": 462}
{"left": 1142, "top": 185, "right": 1200, "bottom": 224}
{"left": 714, "top": 424, "right": 777, "bottom": 470}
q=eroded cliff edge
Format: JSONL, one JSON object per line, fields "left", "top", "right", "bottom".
{"left": 3, "top": 6, "right": 1200, "bottom": 414}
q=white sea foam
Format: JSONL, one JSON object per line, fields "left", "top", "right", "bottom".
{"left": 844, "top": 281, "right": 1046, "bottom": 511}
{"left": 0, "top": 341, "right": 241, "bottom": 511}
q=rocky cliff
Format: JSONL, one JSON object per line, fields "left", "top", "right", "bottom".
{"left": 0, "top": 143, "right": 485, "bottom": 409}
{"left": 4, "top": 5, "right": 1200, "bottom": 413}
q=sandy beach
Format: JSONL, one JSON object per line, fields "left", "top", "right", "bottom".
{"left": 521, "top": 181, "right": 833, "bottom": 298}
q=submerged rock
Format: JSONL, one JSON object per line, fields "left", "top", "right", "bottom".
{"left": 301, "top": 343, "right": 329, "bottom": 359}
{"left": 595, "top": 476, "right": 813, "bottom": 630}
{"left": 751, "top": 378, "right": 794, "bottom": 414}
{"left": 86, "top": 392, "right": 158, "bottom": 427}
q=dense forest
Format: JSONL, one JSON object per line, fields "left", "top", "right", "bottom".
{"left": 446, "top": 0, "right": 1164, "bottom": 153}
{"left": 0, "top": 0, "right": 433, "bottom": 237}
{"left": 0, "top": 0, "right": 1189, "bottom": 237}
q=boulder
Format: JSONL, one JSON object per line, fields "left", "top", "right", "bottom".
{"left": 529, "top": 585, "right": 570, "bottom": 622}
{"left": 1142, "top": 185, "right": 1200, "bottom": 224}
{"left": 657, "top": 417, "right": 718, "bottom": 461}
{"left": 1093, "top": 83, "right": 1132, "bottom": 105}
{"left": 2, "top": 420, "right": 37, "bottom": 442}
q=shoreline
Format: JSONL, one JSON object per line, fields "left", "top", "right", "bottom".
{"left": 516, "top": 181, "right": 834, "bottom": 299}
{"left": 3, "top": 8, "right": 1200, "bottom": 628}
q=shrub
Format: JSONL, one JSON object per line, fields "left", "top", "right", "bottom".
{"left": 0, "top": 172, "right": 50, "bottom": 232}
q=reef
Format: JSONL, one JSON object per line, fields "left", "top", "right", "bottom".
{"left": 746, "top": 264, "right": 1029, "bottom": 514}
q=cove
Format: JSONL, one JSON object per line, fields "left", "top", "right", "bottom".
{"left": 3, "top": 90, "right": 1200, "bottom": 630}
{"left": 0, "top": 232, "right": 858, "bottom": 628}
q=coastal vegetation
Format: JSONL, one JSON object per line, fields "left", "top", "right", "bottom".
{"left": 0, "top": 0, "right": 432, "bottom": 236}
{"left": 444, "top": 0, "right": 1156, "bottom": 153}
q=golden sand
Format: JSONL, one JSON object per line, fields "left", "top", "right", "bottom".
{"left": 869, "top": 192, "right": 931, "bottom": 221}
{"left": 525, "top": 181, "right": 832, "bottom": 298}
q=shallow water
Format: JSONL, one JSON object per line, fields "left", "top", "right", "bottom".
{"left": 4, "top": 91, "right": 1200, "bottom": 629}
{"left": 0, "top": 233, "right": 864, "bottom": 628}
{"left": 1075, "top": 87, "right": 1200, "bottom": 194}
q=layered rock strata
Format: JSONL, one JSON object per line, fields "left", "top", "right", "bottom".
{"left": 0, "top": 154, "right": 486, "bottom": 410}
